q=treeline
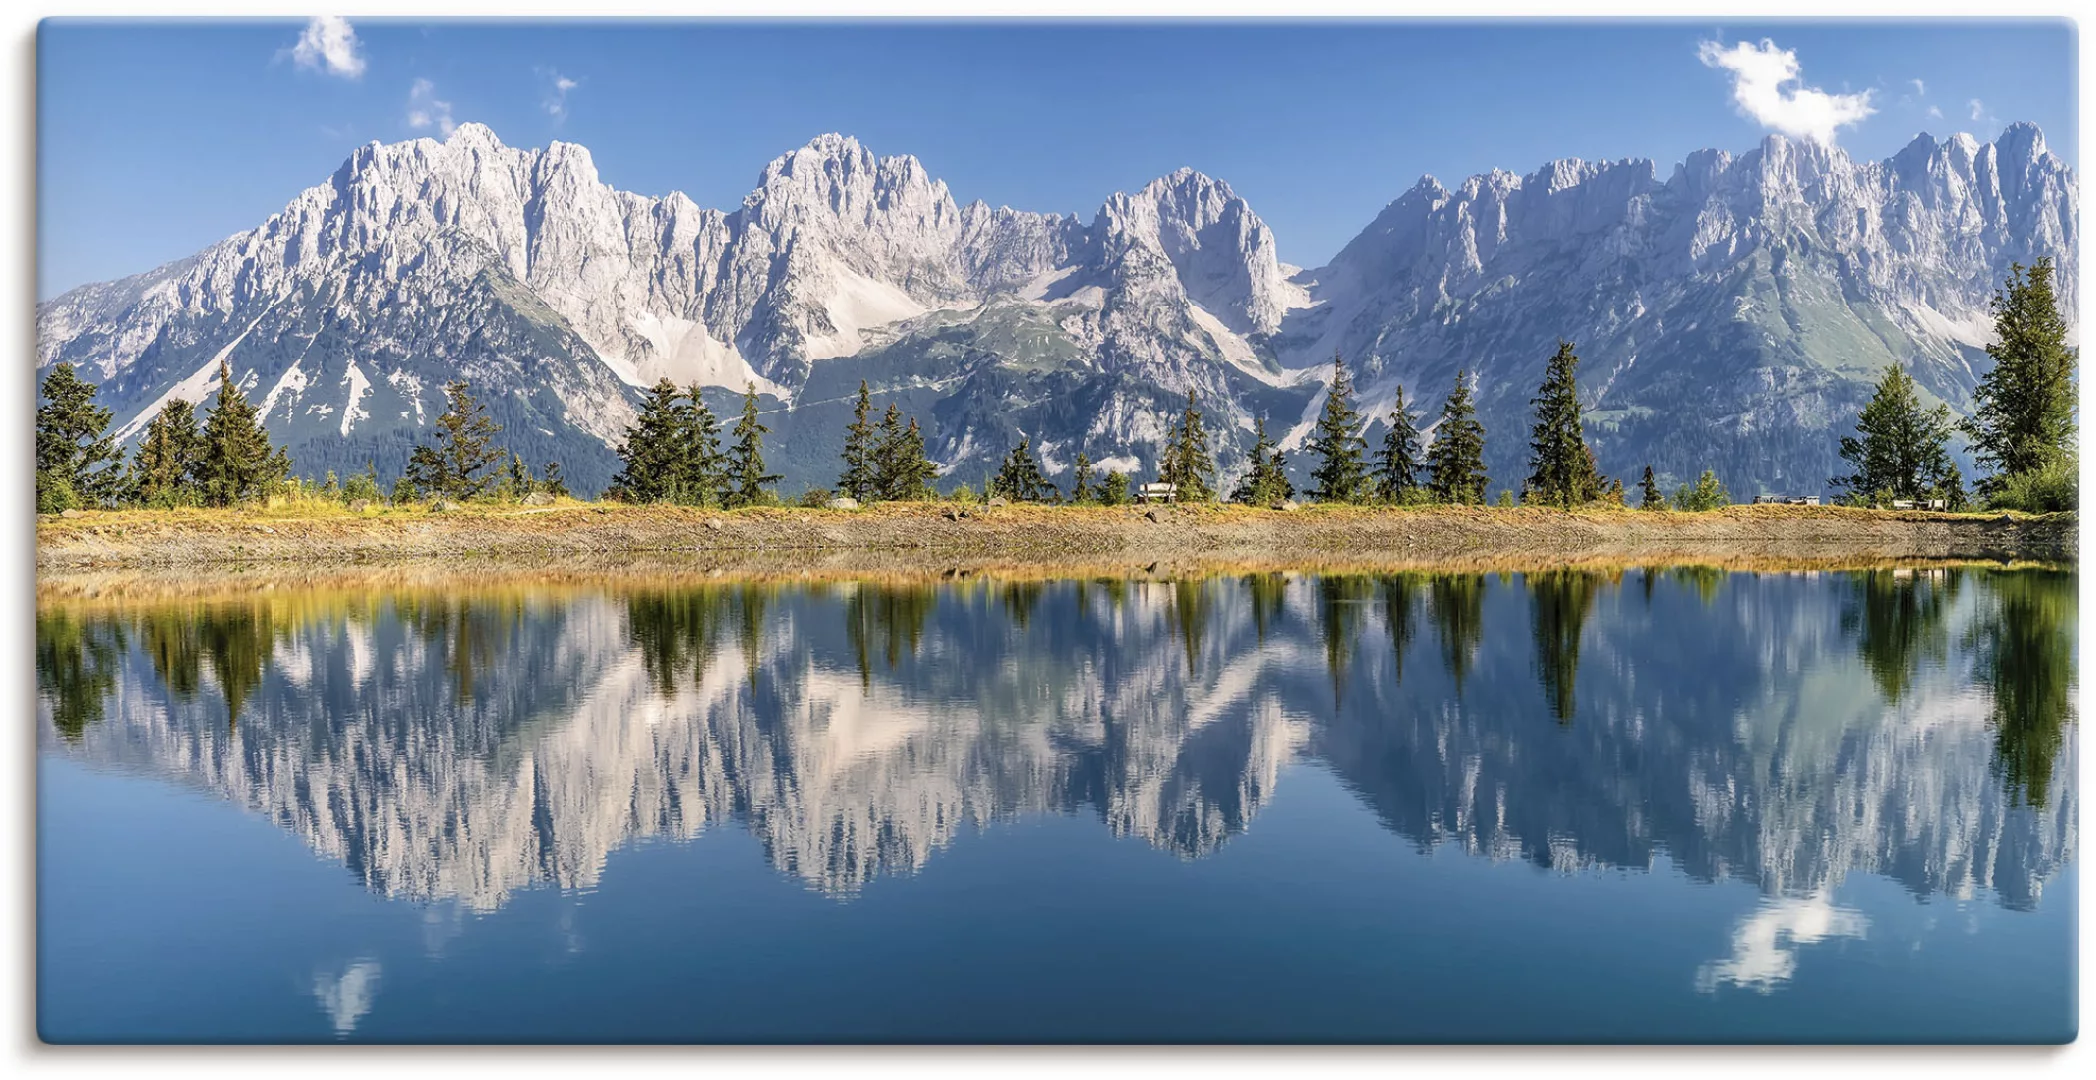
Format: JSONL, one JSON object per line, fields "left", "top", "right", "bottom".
{"left": 39, "top": 262, "right": 2071, "bottom": 517}
{"left": 35, "top": 362, "right": 565, "bottom": 514}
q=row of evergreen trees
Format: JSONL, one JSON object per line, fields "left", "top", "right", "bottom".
{"left": 42, "top": 257, "right": 2071, "bottom": 515}
{"left": 35, "top": 360, "right": 563, "bottom": 513}
{"left": 36, "top": 360, "right": 290, "bottom": 513}
{"left": 606, "top": 379, "right": 782, "bottom": 507}
{"left": 1831, "top": 258, "right": 2075, "bottom": 511}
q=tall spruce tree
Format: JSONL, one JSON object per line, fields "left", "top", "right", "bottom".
{"left": 725, "top": 382, "right": 780, "bottom": 508}
{"left": 1375, "top": 386, "right": 1424, "bottom": 502}
{"left": 128, "top": 398, "right": 205, "bottom": 507}
{"left": 1833, "top": 363, "right": 1963, "bottom": 506}
{"left": 405, "top": 379, "right": 506, "bottom": 500}
{"left": 875, "top": 411, "right": 939, "bottom": 501}
{"left": 1305, "top": 352, "right": 1369, "bottom": 503}
{"left": 198, "top": 360, "right": 290, "bottom": 507}
{"left": 838, "top": 380, "right": 879, "bottom": 501}
{"left": 1965, "top": 258, "right": 2077, "bottom": 493}
{"left": 1638, "top": 466, "right": 1666, "bottom": 510}
{"left": 36, "top": 362, "right": 123, "bottom": 509}
{"left": 686, "top": 387, "right": 728, "bottom": 506}
{"left": 1070, "top": 452, "right": 1095, "bottom": 504}
{"left": 1525, "top": 340, "right": 1604, "bottom": 508}
{"left": 992, "top": 438, "right": 1050, "bottom": 502}
{"left": 608, "top": 379, "right": 689, "bottom": 502}
{"left": 1158, "top": 390, "right": 1216, "bottom": 501}
{"left": 1231, "top": 414, "right": 1295, "bottom": 507}
{"left": 1427, "top": 369, "right": 1490, "bottom": 504}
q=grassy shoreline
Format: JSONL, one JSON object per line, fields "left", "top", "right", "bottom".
{"left": 35, "top": 500, "right": 2078, "bottom": 576}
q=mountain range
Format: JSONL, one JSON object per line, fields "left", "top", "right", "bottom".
{"left": 36, "top": 122, "right": 2078, "bottom": 497}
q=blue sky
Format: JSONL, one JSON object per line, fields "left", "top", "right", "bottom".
{"left": 38, "top": 18, "right": 2076, "bottom": 299}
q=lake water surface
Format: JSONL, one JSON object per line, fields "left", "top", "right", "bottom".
{"left": 35, "top": 564, "right": 2078, "bottom": 1042}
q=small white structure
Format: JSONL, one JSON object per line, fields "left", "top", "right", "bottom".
{"left": 1787, "top": 496, "right": 1821, "bottom": 506}
{"left": 1891, "top": 499, "right": 1916, "bottom": 510}
{"left": 1137, "top": 482, "right": 1179, "bottom": 504}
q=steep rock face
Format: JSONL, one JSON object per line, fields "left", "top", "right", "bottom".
{"left": 1289, "top": 124, "right": 2077, "bottom": 493}
{"left": 36, "top": 123, "right": 2076, "bottom": 497}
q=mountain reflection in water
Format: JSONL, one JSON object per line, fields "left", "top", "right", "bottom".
{"left": 36, "top": 567, "right": 2076, "bottom": 924}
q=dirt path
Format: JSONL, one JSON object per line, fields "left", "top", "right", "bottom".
{"left": 35, "top": 502, "right": 2077, "bottom": 578}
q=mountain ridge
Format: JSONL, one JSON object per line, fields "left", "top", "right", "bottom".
{"left": 37, "top": 122, "right": 2077, "bottom": 498}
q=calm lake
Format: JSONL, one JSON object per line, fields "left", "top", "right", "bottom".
{"left": 35, "top": 564, "right": 2078, "bottom": 1043}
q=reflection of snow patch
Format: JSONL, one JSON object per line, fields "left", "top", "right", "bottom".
{"left": 340, "top": 361, "right": 371, "bottom": 436}
{"left": 803, "top": 267, "right": 927, "bottom": 361}
{"left": 312, "top": 959, "right": 381, "bottom": 1036}
{"left": 1695, "top": 894, "right": 1867, "bottom": 994}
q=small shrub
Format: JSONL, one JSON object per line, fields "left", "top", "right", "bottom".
{"left": 947, "top": 482, "right": 979, "bottom": 504}
{"left": 1100, "top": 471, "right": 1131, "bottom": 505}
{"left": 1496, "top": 490, "right": 1514, "bottom": 508}
{"left": 797, "top": 486, "right": 834, "bottom": 508}
{"left": 1987, "top": 457, "right": 2079, "bottom": 513}
{"left": 37, "top": 473, "right": 79, "bottom": 515}
{"left": 1673, "top": 470, "right": 1731, "bottom": 512}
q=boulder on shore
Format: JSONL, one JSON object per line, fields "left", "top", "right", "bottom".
{"left": 522, "top": 492, "right": 555, "bottom": 506}
{"left": 429, "top": 498, "right": 461, "bottom": 513}
{"left": 986, "top": 497, "right": 1010, "bottom": 507}
{"left": 827, "top": 496, "right": 860, "bottom": 510}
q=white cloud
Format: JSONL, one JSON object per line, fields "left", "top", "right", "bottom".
{"left": 540, "top": 68, "right": 580, "bottom": 122}
{"left": 290, "top": 16, "right": 366, "bottom": 80}
{"left": 1969, "top": 98, "right": 1988, "bottom": 121}
{"left": 1927, "top": 105, "right": 1944, "bottom": 120}
{"left": 1910, "top": 78, "right": 1926, "bottom": 97}
{"left": 1697, "top": 38, "right": 1876, "bottom": 145}
{"left": 406, "top": 78, "right": 456, "bottom": 137}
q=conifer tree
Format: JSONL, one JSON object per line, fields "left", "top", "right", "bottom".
{"left": 1231, "top": 414, "right": 1295, "bottom": 507}
{"left": 1100, "top": 470, "right": 1130, "bottom": 505}
{"left": 128, "top": 398, "right": 205, "bottom": 507}
{"left": 608, "top": 379, "right": 689, "bottom": 502}
{"left": 1374, "top": 386, "right": 1423, "bottom": 502}
{"left": 1833, "top": 363, "right": 1962, "bottom": 506}
{"left": 991, "top": 438, "right": 1050, "bottom": 502}
{"left": 1158, "top": 390, "right": 1216, "bottom": 501}
{"left": 1305, "top": 352, "right": 1369, "bottom": 503}
{"left": 542, "top": 461, "right": 569, "bottom": 499}
{"left": 1673, "top": 469, "right": 1731, "bottom": 512}
{"left": 725, "top": 382, "right": 780, "bottom": 508}
{"left": 1070, "top": 452, "right": 1095, "bottom": 504}
{"left": 507, "top": 453, "right": 534, "bottom": 499}
{"left": 1426, "top": 369, "right": 1490, "bottom": 504}
{"left": 686, "top": 388, "right": 728, "bottom": 506}
{"left": 405, "top": 379, "right": 505, "bottom": 501}
{"left": 1965, "top": 258, "right": 2077, "bottom": 493}
{"left": 838, "top": 379, "right": 879, "bottom": 501}
{"left": 1525, "top": 340, "right": 1604, "bottom": 508}
{"left": 1638, "top": 465, "right": 1666, "bottom": 510}
{"left": 877, "top": 416, "right": 939, "bottom": 501}
{"left": 869, "top": 403, "right": 905, "bottom": 498}
{"left": 36, "top": 362, "right": 123, "bottom": 509}
{"left": 198, "top": 360, "right": 291, "bottom": 507}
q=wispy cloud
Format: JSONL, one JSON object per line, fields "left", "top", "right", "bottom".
{"left": 1697, "top": 38, "right": 1875, "bottom": 145}
{"left": 1927, "top": 105, "right": 1944, "bottom": 120}
{"left": 406, "top": 78, "right": 456, "bottom": 137}
{"left": 539, "top": 67, "right": 580, "bottom": 123}
{"left": 1910, "top": 78, "right": 1926, "bottom": 98}
{"left": 289, "top": 16, "right": 366, "bottom": 80}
